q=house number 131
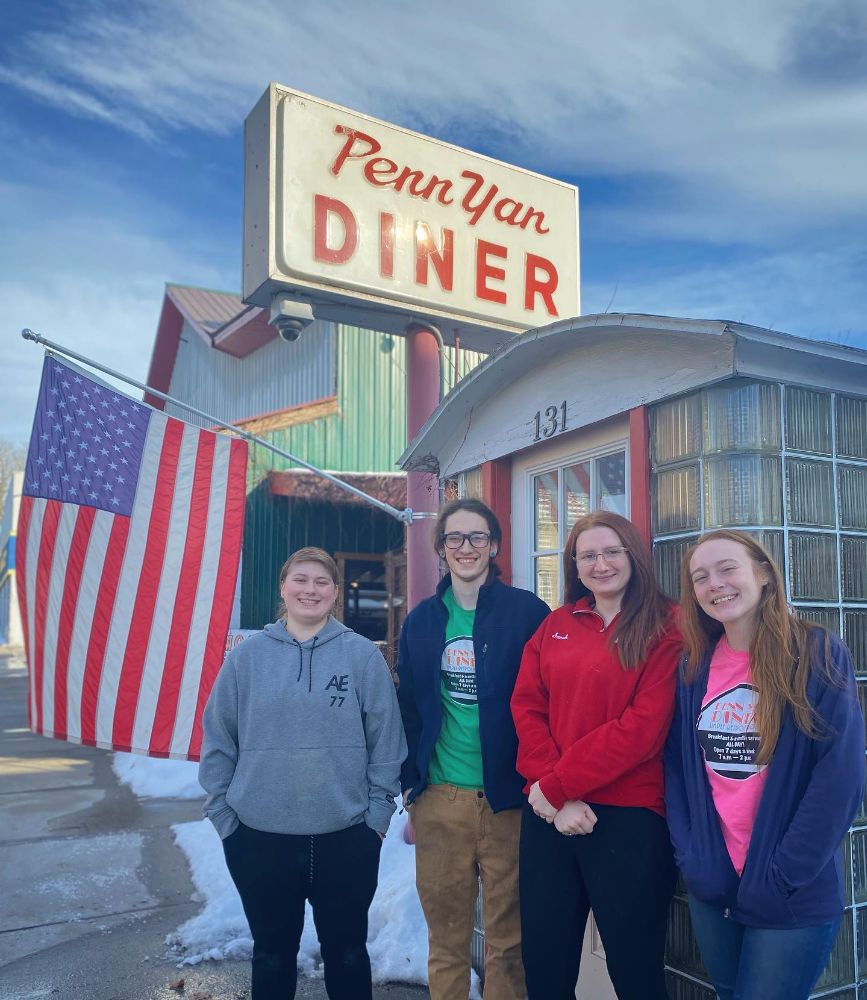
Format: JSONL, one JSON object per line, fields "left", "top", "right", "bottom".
{"left": 533, "top": 401, "right": 567, "bottom": 441}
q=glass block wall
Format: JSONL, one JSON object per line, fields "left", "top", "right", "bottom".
{"left": 651, "top": 379, "right": 867, "bottom": 999}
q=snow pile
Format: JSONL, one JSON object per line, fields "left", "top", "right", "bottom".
{"left": 112, "top": 752, "right": 203, "bottom": 799}
{"left": 119, "top": 755, "right": 483, "bottom": 991}
{"left": 168, "top": 803, "right": 428, "bottom": 984}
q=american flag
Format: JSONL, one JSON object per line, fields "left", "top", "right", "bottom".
{"left": 15, "top": 356, "right": 248, "bottom": 760}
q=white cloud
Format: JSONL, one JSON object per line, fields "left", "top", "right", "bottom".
{"left": 582, "top": 243, "right": 867, "bottom": 347}
{"left": 2, "top": 0, "right": 865, "bottom": 236}
{"left": 0, "top": 160, "right": 236, "bottom": 444}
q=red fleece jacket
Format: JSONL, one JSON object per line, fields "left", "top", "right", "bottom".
{"left": 511, "top": 598, "right": 681, "bottom": 816}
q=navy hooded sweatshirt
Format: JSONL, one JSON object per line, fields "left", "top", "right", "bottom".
{"left": 664, "top": 630, "right": 865, "bottom": 928}
{"left": 397, "top": 573, "right": 549, "bottom": 811}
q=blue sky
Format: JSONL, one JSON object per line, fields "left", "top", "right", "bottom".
{"left": 2, "top": 0, "right": 866, "bottom": 444}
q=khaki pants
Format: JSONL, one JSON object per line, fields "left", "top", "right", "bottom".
{"left": 412, "top": 784, "right": 524, "bottom": 1000}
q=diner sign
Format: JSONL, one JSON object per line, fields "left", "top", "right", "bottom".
{"left": 243, "top": 84, "right": 580, "bottom": 344}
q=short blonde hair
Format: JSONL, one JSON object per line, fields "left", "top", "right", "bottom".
{"left": 279, "top": 547, "right": 339, "bottom": 587}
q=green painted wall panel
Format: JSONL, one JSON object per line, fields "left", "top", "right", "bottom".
{"left": 240, "top": 324, "right": 482, "bottom": 626}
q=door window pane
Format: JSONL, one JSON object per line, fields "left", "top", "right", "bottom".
{"left": 534, "top": 472, "right": 558, "bottom": 550}
{"left": 535, "top": 555, "right": 560, "bottom": 607}
{"left": 564, "top": 463, "right": 591, "bottom": 531}
{"left": 597, "top": 451, "right": 627, "bottom": 515}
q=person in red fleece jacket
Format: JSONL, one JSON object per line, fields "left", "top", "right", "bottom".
{"left": 511, "top": 511, "right": 681, "bottom": 1000}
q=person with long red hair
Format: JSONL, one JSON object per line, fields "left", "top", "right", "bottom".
{"left": 511, "top": 511, "right": 681, "bottom": 999}
{"left": 665, "top": 530, "right": 865, "bottom": 1000}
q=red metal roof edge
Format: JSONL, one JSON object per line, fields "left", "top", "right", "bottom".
{"left": 144, "top": 293, "right": 185, "bottom": 410}
{"left": 164, "top": 285, "right": 224, "bottom": 345}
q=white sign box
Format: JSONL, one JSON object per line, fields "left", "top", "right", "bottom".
{"left": 243, "top": 84, "right": 580, "bottom": 349}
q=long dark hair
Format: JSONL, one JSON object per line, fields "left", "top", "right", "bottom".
{"left": 563, "top": 511, "right": 672, "bottom": 669}
{"left": 432, "top": 497, "right": 502, "bottom": 577}
{"left": 679, "top": 529, "right": 826, "bottom": 763}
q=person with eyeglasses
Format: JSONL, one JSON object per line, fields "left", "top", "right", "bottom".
{"left": 511, "top": 511, "right": 681, "bottom": 999}
{"left": 397, "top": 497, "right": 549, "bottom": 999}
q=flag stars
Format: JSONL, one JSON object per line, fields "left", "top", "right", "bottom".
{"left": 110, "top": 496, "right": 120, "bottom": 507}
{"left": 95, "top": 469, "right": 105, "bottom": 478}
{"left": 100, "top": 447, "right": 109, "bottom": 456}
{"left": 82, "top": 477, "right": 91, "bottom": 486}
{"left": 73, "top": 375, "right": 82, "bottom": 384}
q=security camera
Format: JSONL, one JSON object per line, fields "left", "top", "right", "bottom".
{"left": 269, "top": 293, "right": 315, "bottom": 342}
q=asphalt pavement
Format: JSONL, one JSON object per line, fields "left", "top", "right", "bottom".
{"left": 0, "top": 650, "right": 428, "bottom": 1000}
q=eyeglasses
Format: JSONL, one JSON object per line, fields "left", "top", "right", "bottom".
{"left": 576, "top": 546, "right": 629, "bottom": 566}
{"left": 441, "top": 531, "right": 492, "bottom": 550}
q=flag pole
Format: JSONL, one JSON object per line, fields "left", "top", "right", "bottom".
{"left": 21, "top": 329, "right": 427, "bottom": 526}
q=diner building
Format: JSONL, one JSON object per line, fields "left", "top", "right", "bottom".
{"left": 400, "top": 312, "right": 867, "bottom": 1000}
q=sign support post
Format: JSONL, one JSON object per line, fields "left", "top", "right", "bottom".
{"left": 406, "top": 323, "right": 443, "bottom": 610}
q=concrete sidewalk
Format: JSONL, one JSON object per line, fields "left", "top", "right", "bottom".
{"left": 0, "top": 651, "right": 428, "bottom": 1000}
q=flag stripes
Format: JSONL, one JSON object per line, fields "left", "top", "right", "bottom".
{"left": 16, "top": 357, "right": 247, "bottom": 760}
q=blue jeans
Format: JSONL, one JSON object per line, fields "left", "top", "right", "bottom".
{"left": 687, "top": 893, "right": 841, "bottom": 1000}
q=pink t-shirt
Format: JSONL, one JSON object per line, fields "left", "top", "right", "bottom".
{"left": 696, "top": 637, "right": 768, "bottom": 875}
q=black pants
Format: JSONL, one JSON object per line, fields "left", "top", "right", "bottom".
{"left": 222, "top": 821, "right": 382, "bottom": 1000}
{"left": 519, "top": 802, "right": 675, "bottom": 1000}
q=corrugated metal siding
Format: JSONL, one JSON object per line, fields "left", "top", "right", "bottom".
{"left": 247, "top": 325, "right": 485, "bottom": 474}
{"left": 172, "top": 320, "right": 485, "bottom": 626}
{"left": 241, "top": 491, "right": 404, "bottom": 628}
{"left": 164, "top": 319, "right": 336, "bottom": 427}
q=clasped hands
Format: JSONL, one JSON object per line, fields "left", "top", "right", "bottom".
{"left": 528, "top": 781, "right": 597, "bottom": 836}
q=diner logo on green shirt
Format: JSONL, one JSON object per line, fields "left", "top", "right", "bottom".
{"left": 428, "top": 587, "right": 484, "bottom": 789}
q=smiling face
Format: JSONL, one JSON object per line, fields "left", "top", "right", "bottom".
{"left": 574, "top": 525, "right": 632, "bottom": 607}
{"left": 688, "top": 537, "right": 770, "bottom": 640}
{"left": 280, "top": 559, "right": 338, "bottom": 633}
{"left": 440, "top": 509, "right": 496, "bottom": 587}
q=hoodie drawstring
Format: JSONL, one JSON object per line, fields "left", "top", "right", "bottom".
{"left": 294, "top": 636, "right": 318, "bottom": 692}
{"left": 308, "top": 637, "right": 317, "bottom": 693}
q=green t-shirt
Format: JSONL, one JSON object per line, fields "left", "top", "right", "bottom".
{"left": 427, "top": 587, "right": 484, "bottom": 789}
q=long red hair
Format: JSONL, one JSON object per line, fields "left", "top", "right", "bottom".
{"left": 679, "top": 529, "right": 826, "bottom": 763}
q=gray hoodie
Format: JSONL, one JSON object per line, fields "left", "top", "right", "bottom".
{"left": 199, "top": 617, "right": 406, "bottom": 838}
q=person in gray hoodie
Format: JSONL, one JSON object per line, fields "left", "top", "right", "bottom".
{"left": 199, "top": 546, "right": 407, "bottom": 1000}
